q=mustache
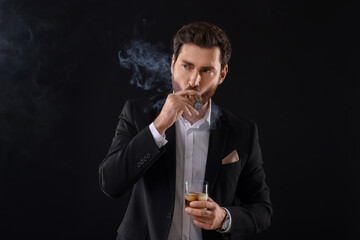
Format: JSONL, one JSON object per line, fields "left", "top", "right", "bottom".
{"left": 185, "top": 86, "right": 200, "bottom": 92}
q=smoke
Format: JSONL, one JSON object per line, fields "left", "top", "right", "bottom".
{"left": 116, "top": 22, "right": 223, "bottom": 129}
{"left": 117, "top": 38, "right": 223, "bottom": 128}
{"left": 118, "top": 39, "right": 172, "bottom": 92}
{"left": 144, "top": 97, "right": 166, "bottom": 114}
{"left": 210, "top": 103, "right": 223, "bottom": 130}
{"left": 0, "top": 2, "right": 26, "bottom": 73}
{"left": 0, "top": 0, "right": 67, "bottom": 160}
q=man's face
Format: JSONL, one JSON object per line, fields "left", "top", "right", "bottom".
{"left": 171, "top": 43, "right": 228, "bottom": 108}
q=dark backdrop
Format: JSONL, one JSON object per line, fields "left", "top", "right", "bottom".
{"left": 1, "top": 0, "right": 358, "bottom": 239}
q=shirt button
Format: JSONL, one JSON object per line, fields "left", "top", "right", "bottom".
{"left": 167, "top": 212, "right": 172, "bottom": 219}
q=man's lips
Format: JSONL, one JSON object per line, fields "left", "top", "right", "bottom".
{"left": 184, "top": 86, "right": 200, "bottom": 103}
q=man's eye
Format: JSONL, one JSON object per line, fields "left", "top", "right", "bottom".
{"left": 204, "top": 69, "right": 213, "bottom": 74}
{"left": 182, "top": 64, "right": 190, "bottom": 69}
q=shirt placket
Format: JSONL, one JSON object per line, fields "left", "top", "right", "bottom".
{"left": 183, "top": 123, "right": 194, "bottom": 240}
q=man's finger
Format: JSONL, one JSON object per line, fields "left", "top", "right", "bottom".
{"left": 190, "top": 200, "right": 213, "bottom": 209}
{"left": 188, "top": 215, "right": 209, "bottom": 222}
{"left": 175, "top": 89, "right": 201, "bottom": 96}
{"left": 193, "top": 219, "right": 212, "bottom": 230}
{"left": 172, "top": 96, "right": 199, "bottom": 116}
{"left": 184, "top": 106, "right": 192, "bottom": 116}
{"left": 185, "top": 207, "right": 211, "bottom": 217}
{"left": 185, "top": 103, "right": 200, "bottom": 116}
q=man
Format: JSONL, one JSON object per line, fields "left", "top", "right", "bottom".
{"left": 99, "top": 22, "right": 272, "bottom": 240}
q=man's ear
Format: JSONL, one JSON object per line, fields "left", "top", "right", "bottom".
{"left": 171, "top": 55, "right": 175, "bottom": 74}
{"left": 219, "top": 64, "right": 228, "bottom": 85}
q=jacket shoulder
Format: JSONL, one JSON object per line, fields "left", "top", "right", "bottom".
{"left": 120, "top": 94, "right": 167, "bottom": 115}
{"left": 220, "top": 107, "right": 256, "bottom": 131}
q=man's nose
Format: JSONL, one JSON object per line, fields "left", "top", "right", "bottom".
{"left": 188, "top": 71, "right": 201, "bottom": 87}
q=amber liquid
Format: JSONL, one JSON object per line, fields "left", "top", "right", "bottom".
{"left": 185, "top": 192, "right": 208, "bottom": 207}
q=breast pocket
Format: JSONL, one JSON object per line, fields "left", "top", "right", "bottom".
{"left": 212, "top": 159, "right": 243, "bottom": 206}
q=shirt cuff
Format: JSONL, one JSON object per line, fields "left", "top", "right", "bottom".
{"left": 216, "top": 207, "right": 232, "bottom": 233}
{"left": 149, "top": 122, "right": 168, "bottom": 149}
{"left": 223, "top": 207, "right": 232, "bottom": 232}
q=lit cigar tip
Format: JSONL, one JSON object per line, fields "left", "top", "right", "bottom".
{"left": 194, "top": 101, "right": 203, "bottom": 110}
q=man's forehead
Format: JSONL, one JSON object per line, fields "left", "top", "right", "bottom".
{"left": 177, "top": 43, "right": 221, "bottom": 67}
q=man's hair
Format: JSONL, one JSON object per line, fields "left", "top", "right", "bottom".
{"left": 173, "top": 22, "right": 232, "bottom": 70}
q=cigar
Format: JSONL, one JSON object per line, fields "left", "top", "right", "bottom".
{"left": 194, "top": 101, "right": 203, "bottom": 110}
{"left": 187, "top": 95, "right": 203, "bottom": 110}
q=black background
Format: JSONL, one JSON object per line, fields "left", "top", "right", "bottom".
{"left": 1, "top": 0, "right": 359, "bottom": 239}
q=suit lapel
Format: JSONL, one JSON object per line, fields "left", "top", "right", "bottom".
{"left": 205, "top": 102, "right": 228, "bottom": 195}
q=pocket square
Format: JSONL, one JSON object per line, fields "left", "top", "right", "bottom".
{"left": 222, "top": 150, "right": 239, "bottom": 165}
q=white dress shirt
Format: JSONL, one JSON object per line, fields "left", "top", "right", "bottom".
{"left": 149, "top": 100, "right": 231, "bottom": 240}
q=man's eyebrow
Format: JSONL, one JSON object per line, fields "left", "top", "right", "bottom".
{"left": 181, "top": 60, "right": 215, "bottom": 70}
{"left": 181, "top": 60, "right": 194, "bottom": 66}
{"left": 202, "top": 66, "right": 216, "bottom": 70}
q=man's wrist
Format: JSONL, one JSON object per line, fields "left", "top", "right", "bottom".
{"left": 149, "top": 123, "right": 168, "bottom": 148}
{"left": 153, "top": 118, "right": 167, "bottom": 136}
{"left": 216, "top": 207, "right": 231, "bottom": 233}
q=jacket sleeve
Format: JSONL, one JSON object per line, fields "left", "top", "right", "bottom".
{"left": 225, "top": 123, "right": 273, "bottom": 239}
{"left": 99, "top": 100, "right": 166, "bottom": 199}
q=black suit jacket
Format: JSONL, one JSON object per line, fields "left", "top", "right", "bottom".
{"left": 99, "top": 95, "right": 272, "bottom": 240}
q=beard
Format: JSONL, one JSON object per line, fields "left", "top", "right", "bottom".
{"left": 172, "top": 75, "right": 218, "bottom": 110}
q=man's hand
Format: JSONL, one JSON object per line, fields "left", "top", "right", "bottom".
{"left": 153, "top": 90, "right": 200, "bottom": 136}
{"left": 185, "top": 197, "right": 226, "bottom": 230}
